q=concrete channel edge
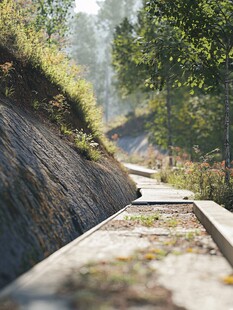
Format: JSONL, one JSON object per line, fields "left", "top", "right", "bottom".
{"left": 193, "top": 200, "right": 233, "bottom": 268}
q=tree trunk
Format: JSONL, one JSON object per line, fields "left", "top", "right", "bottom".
{"left": 104, "top": 66, "right": 110, "bottom": 123}
{"left": 104, "top": 48, "right": 110, "bottom": 123}
{"left": 166, "top": 82, "right": 173, "bottom": 167}
{"left": 224, "top": 52, "right": 231, "bottom": 184}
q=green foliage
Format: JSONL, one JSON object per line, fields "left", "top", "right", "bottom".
{"left": 31, "top": 94, "right": 71, "bottom": 124}
{"left": 74, "top": 129, "right": 101, "bottom": 161}
{"left": 4, "top": 86, "right": 15, "bottom": 98}
{"left": 0, "top": 0, "right": 108, "bottom": 162}
{"left": 32, "top": 99, "right": 41, "bottom": 111}
{"left": 147, "top": 90, "right": 228, "bottom": 157}
{"left": 15, "top": 0, "right": 74, "bottom": 45}
{"left": 60, "top": 124, "right": 72, "bottom": 136}
{"left": 112, "top": 2, "right": 187, "bottom": 161}
{"left": 113, "top": 0, "right": 233, "bottom": 181}
{"left": 47, "top": 94, "right": 70, "bottom": 124}
{"left": 35, "top": 0, "right": 73, "bottom": 44}
{"left": 112, "top": 18, "right": 148, "bottom": 95}
{"left": 147, "top": 0, "right": 233, "bottom": 89}
{"left": 165, "top": 218, "right": 179, "bottom": 228}
{"left": 101, "top": 136, "right": 117, "bottom": 156}
{"left": 0, "top": 0, "right": 103, "bottom": 140}
{"left": 147, "top": 0, "right": 233, "bottom": 182}
{"left": 162, "top": 149, "right": 233, "bottom": 210}
{"left": 112, "top": 2, "right": 186, "bottom": 93}
{"left": 124, "top": 214, "right": 160, "bottom": 227}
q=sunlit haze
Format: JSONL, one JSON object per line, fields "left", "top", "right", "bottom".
{"left": 75, "top": 0, "right": 100, "bottom": 14}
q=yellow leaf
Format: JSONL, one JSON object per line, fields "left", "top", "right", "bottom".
{"left": 222, "top": 275, "right": 233, "bottom": 285}
{"left": 116, "top": 256, "right": 132, "bottom": 262}
{"left": 144, "top": 253, "right": 156, "bottom": 260}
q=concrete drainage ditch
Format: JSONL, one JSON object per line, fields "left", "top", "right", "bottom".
{"left": 0, "top": 169, "right": 233, "bottom": 310}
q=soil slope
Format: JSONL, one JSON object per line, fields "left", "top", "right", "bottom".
{"left": 0, "top": 96, "right": 136, "bottom": 289}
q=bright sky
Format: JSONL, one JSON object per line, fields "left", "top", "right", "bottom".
{"left": 75, "top": 0, "right": 100, "bottom": 15}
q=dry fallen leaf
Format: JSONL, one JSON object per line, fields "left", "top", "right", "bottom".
{"left": 222, "top": 275, "right": 233, "bottom": 285}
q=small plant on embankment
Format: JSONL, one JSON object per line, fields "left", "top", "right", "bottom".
{"left": 159, "top": 149, "right": 233, "bottom": 210}
{"left": 0, "top": 61, "right": 15, "bottom": 98}
{"left": 74, "top": 129, "right": 101, "bottom": 161}
{"left": 0, "top": 0, "right": 110, "bottom": 160}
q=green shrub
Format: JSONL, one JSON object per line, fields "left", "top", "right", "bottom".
{"left": 162, "top": 160, "right": 233, "bottom": 210}
{"left": 60, "top": 124, "right": 72, "bottom": 136}
{"left": 74, "top": 129, "right": 101, "bottom": 161}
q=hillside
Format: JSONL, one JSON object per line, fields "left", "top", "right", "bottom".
{"left": 0, "top": 2, "right": 137, "bottom": 289}
{"left": 0, "top": 95, "right": 136, "bottom": 288}
{"left": 106, "top": 111, "right": 163, "bottom": 157}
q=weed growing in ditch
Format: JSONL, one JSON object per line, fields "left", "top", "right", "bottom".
{"left": 184, "top": 230, "right": 201, "bottom": 241}
{"left": 59, "top": 252, "right": 184, "bottom": 310}
{"left": 164, "top": 218, "right": 180, "bottom": 228}
{"left": 124, "top": 214, "right": 160, "bottom": 227}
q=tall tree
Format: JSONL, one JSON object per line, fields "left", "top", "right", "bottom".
{"left": 97, "top": 0, "right": 133, "bottom": 121}
{"left": 35, "top": 0, "right": 74, "bottom": 44}
{"left": 71, "top": 13, "right": 98, "bottom": 80}
{"left": 148, "top": 90, "right": 226, "bottom": 159}
{"left": 112, "top": 18, "right": 147, "bottom": 95}
{"left": 70, "top": 0, "right": 142, "bottom": 121}
{"left": 16, "top": 0, "right": 74, "bottom": 45}
{"left": 148, "top": 0, "right": 233, "bottom": 183}
{"left": 112, "top": 4, "right": 185, "bottom": 165}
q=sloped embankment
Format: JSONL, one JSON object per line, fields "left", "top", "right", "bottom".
{"left": 0, "top": 97, "right": 136, "bottom": 289}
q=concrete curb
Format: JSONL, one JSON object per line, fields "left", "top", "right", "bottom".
{"left": 132, "top": 200, "right": 194, "bottom": 205}
{"left": 123, "top": 163, "right": 157, "bottom": 178}
{"left": 193, "top": 201, "right": 233, "bottom": 268}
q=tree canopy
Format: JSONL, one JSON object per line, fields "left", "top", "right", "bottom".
{"left": 16, "top": 0, "right": 74, "bottom": 45}
{"left": 147, "top": 0, "right": 233, "bottom": 181}
{"left": 112, "top": 0, "right": 233, "bottom": 181}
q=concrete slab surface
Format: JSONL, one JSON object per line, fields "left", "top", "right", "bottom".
{"left": 131, "top": 174, "right": 194, "bottom": 202}
{"left": 123, "top": 163, "right": 157, "bottom": 177}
